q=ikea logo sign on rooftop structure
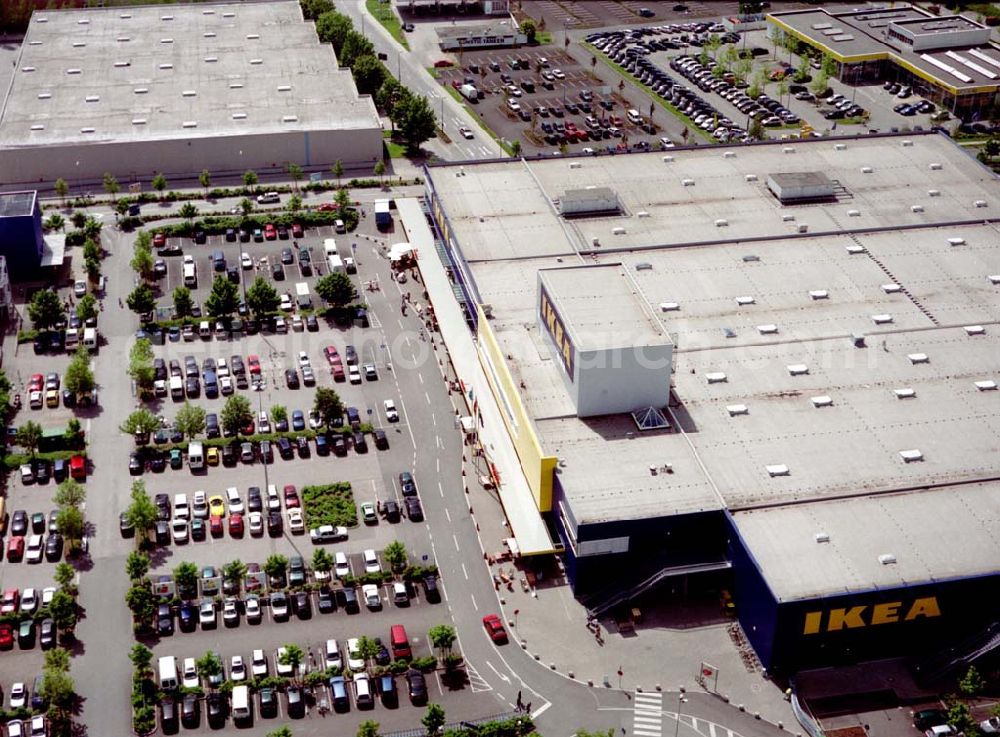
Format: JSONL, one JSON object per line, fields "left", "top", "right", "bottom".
{"left": 539, "top": 284, "right": 575, "bottom": 382}
{"left": 802, "top": 597, "right": 941, "bottom": 634}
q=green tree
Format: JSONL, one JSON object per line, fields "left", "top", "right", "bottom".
{"left": 175, "top": 401, "right": 207, "bottom": 439}
{"left": 131, "top": 241, "right": 154, "bottom": 282}
{"left": 383, "top": 540, "right": 407, "bottom": 571}
{"left": 40, "top": 666, "right": 75, "bottom": 708}
{"left": 288, "top": 193, "right": 303, "bottom": 213}
{"left": 332, "top": 159, "right": 344, "bottom": 187}
{"left": 374, "top": 160, "right": 386, "bottom": 183}
{"left": 54, "top": 562, "right": 76, "bottom": 592}
{"left": 266, "top": 727, "right": 294, "bottom": 737}
{"left": 357, "top": 636, "right": 380, "bottom": 663}
{"left": 243, "top": 170, "right": 259, "bottom": 191}
{"left": 301, "top": 0, "right": 335, "bottom": 19}
{"left": 15, "top": 420, "right": 43, "bottom": 457}
{"left": 312, "top": 387, "right": 344, "bottom": 427}
{"left": 353, "top": 54, "right": 387, "bottom": 96}
{"left": 199, "top": 169, "right": 212, "bottom": 193}
{"left": 428, "top": 624, "right": 456, "bottom": 655}
{"left": 54, "top": 177, "right": 69, "bottom": 204}
{"left": 205, "top": 275, "right": 240, "bottom": 317}
{"left": 315, "top": 10, "right": 353, "bottom": 51}
{"left": 173, "top": 561, "right": 200, "bottom": 599}
{"left": 125, "top": 479, "right": 159, "bottom": 545}
{"left": 287, "top": 162, "right": 303, "bottom": 191}
{"left": 264, "top": 554, "right": 289, "bottom": 582}
{"left": 278, "top": 643, "right": 304, "bottom": 680}
{"left": 959, "top": 665, "right": 985, "bottom": 695}
{"left": 125, "top": 582, "right": 156, "bottom": 624}
{"left": 126, "top": 551, "right": 150, "bottom": 581}
{"left": 315, "top": 272, "right": 356, "bottom": 307}
{"left": 44, "top": 648, "right": 71, "bottom": 673}
{"left": 196, "top": 651, "right": 224, "bottom": 689}
{"left": 270, "top": 405, "right": 288, "bottom": 426}
{"left": 115, "top": 198, "right": 131, "bottom": 217}
{"left": 748, "top": 116, "right": 765, "bottom": 141}
{"left": 221, "top": 560, "right": 247, "bottom": 593}
{"left": 341, "top": 30, "right": 375, "bottom": 67}
{"left": 246, "top": 276, "right": 281, "bottom": 316}
{"left": 151, "top": 172, "right": 167, "bottom": 197}
{"left": 312, "top": 548, "right": 334, "bottom": 576}
{"left": 64, "top": 348, "right": 95, "bottom": 397}
{"left": 129, "top": 643, "right": 154, "bottom": 674}
{"left": 75, "top": 293, "right": 97, "bottom": 323}
{"left": 63, "top": 417, "right": 83, "bottom": 449}
{"left": 985, "top": 138, "right": 1000, "bottom": 159}
{"left": 44, "top": 213, "right": 65, "bottom": 232}
{"left": 28, "top": 289, "right": 64, "bottom": 330}
{"left": 173, "top": 285, "right": 194, "bottom": 317}
{"left": 947, "top": 702, "right": 975, "bottom": 735}
{"left": 821, "top": 53, "right": 837, "bottom": 77}
{"left": 121, "top": 407, "right": 159, "bottom": 438}
{"left": 240, "top": 197, "right": 254, "bottom": 215}
{"left": 521, "top": 18, "right": 537, "bottom": 43}
{"left": 393, "top": 94, "right": 438, "bottom": 151}
{"left": 422, "top": 704, "right": 446, "bottom": 737}
{"left": 55, "top": 506, "right": 85, "bottom": 543}
{"left": 126, "top": 283, "right": 156, "bottom": 316}
{"left": 358, "top": 720, "right": 381, "bottom": 737}
{"left": 221, "top": 395, "right": 254, "bottom": 435}
{"left": 103, "top": 172, "right": 120, "bottom": 198}
{"left": 178, "top": 202, "right": 198, "bottom": 220}
{"left": 510, "top": 140, "right": 522, "bottom": 158}
{"left": 71, "top": 212, "right": 87, "bottom": 229}
{"left": 83, "top": 216, "right": 103, "bottom": 240}
{"left": 810, "top": 70, "right": 829, "bottom": 97}
{"left": 335, "top": 187, "right": 351, "bottom": 211}
{"left": 48, "top": 590, "right": 78, "bottom": 632}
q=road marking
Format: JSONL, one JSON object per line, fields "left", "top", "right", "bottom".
{"left": 444, "top": 508, "right": 451, "bottom": 523}
{"left": 453, "top": 533, "right": 460, "bottom": 551}
{"left": 418, "top": 372, "right": 424, "bottom": 384}
{"left": 470, "top": 593, "right": 478, "bottom": 611}
{"left": 425, "top": 390, "right": 431, "bottom": 404}
{"left": 461, "top": 563, "right": 468, "bottom": 579}
{"left": 633, "top": 691, "right": 663, "bottom": 737}
{"left": 438, "top": 481, "right": 444, "bottom": 498}
{"left": 485, "top": 660, "right": 510, "bottom": 683}
{"left": 436, "top": 457, "right": 440, "bottom": 472}
{"left": 465, "top": 662, "right": 492, "bottom": 692}
{"left": 531, "top": 702, "right": 552, "bottom": 719}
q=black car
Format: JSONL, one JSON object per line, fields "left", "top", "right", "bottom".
{"left": 338, "top": 586, "right": 359, "bottom": 614}
{"left": 120, "top": 512, "right": 135, "bottom": 537}
{"left": 315, "top": 435, "right": 330, "bottom": 456}
{"left": 206, "top": 692, "right": 226, "bottom": 728}
{"left": 193, "top": 230, "right": 207, "bottom": 244}
{"left": 206, "top": 413, "right": 220, "bottom": 438}
{"left": 45, "top": 533, "right": 64, "bottom": 562}
{"left": 293, "top": 591, "right": 311, "bottom": 619}
{"left": 277, "top": 437, "right": 294, "bottom": 459}
{"left": 295, "top": 436, "right": 310, "bottom": 458}
{"left": 423, "top": 574, "right": 441, "bottom": 603}
{"left": 34, "top": 459, "right": 51, "bottom": 484}
{"left": 52, "top": 458, "right": 68, "bottom": 482}
{"left": 185, "top": 377, "right": 200, "bottom": 397}
{"left": 181, "top": 693, "right": 200, "bottom": 728}
{"left": 267, "top": 510, "right": 283, "bottom": 536}
{"left": 353, "top": 431, "right": 367, "bottom": 453}
{"left": 259, "top": 687, "right": 278, "bottom": 718}
{"left": 285, "top": 368, "right": 300, "bottom": 389}
{"left": 406, "top": 669, "right": 428, "bottom": 705}
{"left": 222, "top": 442, "right": 237, "bottom": 466}
{"left": 374, "top": 429, "right": 388, "bottom": 450}
{"left": 913, "top": 709, "right": 948, "bottom": 731}
{"left": 178, "top": 603, "right": 197, "bottom": 632}
{"left": 286, "top": 685, "right": 305, "bottom": 718}
{"left": 399, "top": 471, "right": 417, "bottom": 496}
{"left": 155, "top": 493, "right": 171, "bottom": 519}
{"left": 39, "top": 618, "right": 56, "bottom": 650}
{"left": 259, "top": 440, "right": 273, "bottom": 463}
{"left": 157, "top": 603, "right": 174, "bottom": 635}
{"left": 155, "top": 520, "right": 170, "bottom": 546}
{"left": 11, "top": 510, "right": 28, "bottom": 536}
{"left": 239, "top": 228, "right": 251, "bottom": 243}
{"left": 225, "top": 228, "right": 237, "bottom": 242}
{"left": 281, "top": 247, "right": 294, "bottom": 264}
{"left": 383, "top": 499, "right": 401, "bottom": 523}
{"left": 149, "top": 452, "right": 166, "bottom": 472}
{"left": 405, "top": 497, "right": 424, "bottom": 522}
{"left": 191, "top": 518, "right": 206, "bottom": 541}
{"left": 306, "top": 315, "right": 319, "bottom": 331}
{"left": 317, "top": 587, "right": 335, "bottom": 613}
{"left": 161, "top": 698, "right": 179, "bottom": 734}
{"left": 272, "top": 262, "right": 285, "bottom": 280}
{"left": 248, "top": 486, "right": 262, "bottom": 512}
{"left": 373, "top": 637, "right": 391, "bottom": 665}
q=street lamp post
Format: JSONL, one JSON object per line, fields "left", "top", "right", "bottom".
{"left": 674, "top": 687, "right": 687, "bottom": 737}
{"left": 254, "top": 381, "right": 270, "bottom": 491}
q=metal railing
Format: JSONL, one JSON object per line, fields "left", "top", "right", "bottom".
{"left": 381, "top": 710, "right": 527, "bottom": 737}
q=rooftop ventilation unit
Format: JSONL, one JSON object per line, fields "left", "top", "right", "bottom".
{"left": 787, "top": 364, "right": 808, "bottom": 376}
{"left": 989, "top": 275, "right": 1000, "bottom": 284}
{"left": 723, "top": 151, "right": 735, "bottom": 158}
{"left": 134, "top": 87, "right": 148, "bottom": 94}
{"left": 811, "top": 395, "right": 833, "bottom": 407}
{"left": 908, "top": 353, "right": 929, "bottom": 364}
{"left": 72, "top": 42, "right": 85, "bottom": 48}
{"left": 203, "top": 8, "right": 215, "bottom": 13}
{"left": 223, "top": 11, "right": 235, "bottom": 17}
{"left": 117, "top": 36, "right": 130, "bottom": 42}
{"left": 205, "top": 57, "right": 218, "bottom": 63}
{"left": 878, "top": 553, "right": 898, "bottom": 565}
{"left": 846, "top": 245, "right": 865, "bottom": 254}
{"left": 929, "top": 162, "right": 943, "bottom": 171}
{"left": 85, "top": 95, "right": 99, "bottom": 102}
{"left": 767, "top": 172, "right": 834, "bottom": 203}
{"left": 161, "top": 14, "right": 173, "bottom": 20}
{"left": 80, "top": 127, "right": 95, "bottom": 133}
{"left": 230, "top": 82, "right": 244, "bottom": 89}
{"left": 809, "top": 290, "right": 829, "bottom": 300}
{"left": 975, "top": 380, "right": 997, "bottom": 391}
{"left": 659, "top": 302, "right": 680, "bottom": 312}
{"left": 30, "top": 124, "right": 44, "bottom": 131}
{"left": 705, "top": 372, "right": 727, "bottom": 384}
{"left": 636, "top": 211, "right": 649, "bottom": 218}
{"left": 902, "top": 140, "right": 913, "bottom": 147}
{"left": 882, "top": 283, "right": 901, "bottom": 293}
{"left": 278, "top": 85, "right": 292, "bottom": 92}
{"left": 232, "top": 112, "right": 247, "bottom": 120}
{"left": 745, "top": 174, "right": 757, "bottom": 182}
{"left": 894, "top": 388, "right": 916, "bottom": 398}
{"left": 182, "top": 90, "right": 196, "bottom": 97}
{"left": 847, "top": 209, "right": 860, "bottom": 217}
{"left": 682, "top": 178, "right": 695, "bottom": 186}
{"left": 948, "top": 237, "right": 965, "bottom": 246}
{"left": 928, "top": 189, "right": 940, "bottom": 196}
{"left": 132, "top": 118, "right": 146, "bottom": 125}
{"left": 182, "top": 121, "right": 197, "bottom": 128}
{"left": 159, "top": 64, "right": 173, "bottom": 70}
{"left": 735, "top": 296, "right": 755, "bottom": 305}
{"left": 782, "top": 214, "right": 795, "bottom": 222}
{"left": 250, "top": 59, "right": 263, "bottom": 65}
{"left": 766, "top": 464, "right": 790, "bottom": 477}
{"left": 861, "top": 166, "right": 873, "bottom": 173}
{"left": 964, "top": 325, "right": 985, "bottom": 335}
{"left": 663, "top": 155, "right": 674, "bottom": 162}
{"left": 975, "top": 200, "right": 988, "bottom": 207}
{"left": 911, "top": 204, "right": 924, "bottom": 213}
{"left": 160, "top": 38, "right": 173, "bottom": 44}
{"left": 204, "top": 32, "right": 216, "bottom": 38}
{"left": 834, "top": 143, "right": 846, "bottom": 150}
{"left": 742, "top": 255, "right": 760, "bottom": 262}
{"left": 37, "top": 92, "right": 50, "bottom": 99}
{"left": 559, "top": 187, "right": 620, "bottom": 217}
{"left": 814, "top": 532, "right": 830, "bottom": 543}
{"left": 872, "top": 314, "right": 893, "bottom": 324}
{"left": 66, "top": 68, "right": 81, "bottom": 75}
{"left": 798, "top": 223, "right": 809, "bottom": 233}
{"left": 782, "top": 146, "right": 795, "bottom": 153}
{"left": 900, "top": 449, "right": 923, "bottom": 462}
{"left": 569, "top": 162, "right": 581, "bottom": 170}
{"left": 119, "top": 13, "right": 130, "bottom": 18}
{"left": 727, "top": 404, "right": 748, "bottom": 416}
{"left": 247, "top": 34, "right": 260, "bottom": 40}
{"left": 757, "top": 324, "right": 778, "bottom": 335}
{"left": 612, "top": 227, "right": 626, "bottom": 235}
{"left": 635, "top": 263, "right": 652, "bottom": 271}
{"left": 715, "top": 219, "right": 728, "bottom": 227}
{"left": 113, "top": 61, "right": 129, "bottom": 67}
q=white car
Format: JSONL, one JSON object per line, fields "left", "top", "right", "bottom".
{"left": 7, "top": 720, "right": 23, "bottom": 737}
{"left": 335, "top": 551, "right": 350, "bottom": 578}
{"left": 10, "top": 682, "right": 27, "bottom": 708}
{"left": 324, "top": 638, "right": 342, "bottom": 670}
{"left": 215, "top": 358, "right": 229, "bottom": 377}
{"left": 192, "top": 490, "right": 208, "bottom": 518}
{"left": 266, "top": 485, "right": 281, "bottom": 510}
{"left": 29, "top": 715, "right": 45, "bottom": 737}
{"left": 287, "top": 508, "right": 305, "bottom": 534}
{"left": 226, "top": 487, "right": 244, "bottom": 515}
{"left": 258, "top": 412, "right": 271, "bottom": 434}
{"left": 171, "top": 518, "right": 189, "bottom": 544}
{"left": 229, "top": 654, "right": 247, "bottom": 682}
{"left": 459, "top": 126, "right": 474, "bottom": 139}
{"left": 981, "top": 718, "right": 1000, "bottom": 734}
{"left": 174, "top": 493, "right": 190, "bottom": 520}
{"left": 297, "top": 350, "right": 311, "bottom": 367}
{"left": 363, "top": 549, "right": 381, "bottom": 574}
{"left": 220, "top": 375, "right": 234, "bottom": 395}
{"left": 280, "top": 293, "right": 293, "bottom": 311}
{"left": 275, "top": 316, "right": 287, "bottom": 333}
{"left": 552, "top": 68, "right": 565, "bottom": 79}
{"left": 248, "top": 511, "right": 264, "bottom": 536}
{"left": 223, "top": 597, "right": 240, "bottom": 625}
{"left": 20, "top": 588, "right": 38, "bottom": 614}
{"left": 241, "top": 252, "right": 253, "bottom": 269}
{"left": 25, "top": 534, "right": 43, "bottom": 564}
{"left": 384, "top": 399, "right": 399, "bottom": 422}
{"left": 42, "top": 587, "right": 56, "bottom": 607}
{"left": 349, "top": 365, "right": 362, "bottom": 384}
{"left": 292, "top": 315, "right": 304, "bottom": 332}
{"left": 244, "top": 595, "right": 262, "bottom": 623}
{"left": 182, "top": 657, "right": 199, "bottom": 688}
{"left": 73, "top": 280, "right": 87, "bottom": 297}
{"left": 275, "top": 646, "right": 294, "bottom": 676}
{"left": 251, "top": 648, "right": 268, "bottom": 677}
{"left": 309, "top": 410, "right": 323, "bottom": 429}
{"left": 19, "top": 464, "right": 33, "bottom": 484}
{"left": 362, "top": 583, "right": 381, "bottom": 609}
{"left": 346, "top": 638, "right": 365, "bottom": 670}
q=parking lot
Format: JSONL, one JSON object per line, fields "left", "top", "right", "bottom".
{"left": 436, "top": 47, "right": 667, "bottom": 154}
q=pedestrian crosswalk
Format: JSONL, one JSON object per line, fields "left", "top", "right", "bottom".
{"left": 632, "top": 691, "right": 663, "bottom": 737}
{"left": 465, "top": 662, "right": 493, "bottom": 693}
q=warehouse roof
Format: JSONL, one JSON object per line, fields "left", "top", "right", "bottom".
{"left": 732, "top": 482, "right": 1000, "bottom": 601}
{"left": 0, "top": 1, "right": 379, "bottom": 148}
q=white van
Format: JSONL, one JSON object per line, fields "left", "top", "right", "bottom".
{"left": 169, "top": 375, "right": 183, "bottom": 400}
{"left": 64, "top": 327, "right": 79, "bottom": 352}
{"left": 183, "top": 255, "right": 197, "bottom": 287}
{"left": 324, "top": 238, "right": 339, "bottom": 258}
{"left": 256, "top": 191, "right": 280, "bottom": 204}
{"left": 173, "top": 493, "right": 190, "bottom": 520}
{"left": 198, "top": 321, "right": 211, "bottom": 339}
{"left": 158, "top": 655, "right": 178, "bottom": 690}
{"left": 188, "top": 441, "right": 204, "bottom": 470}
{"left": 231, "top": 684, "right": 251, "bottom": 721}
{"left": 295, "top": 282, "right": 312, "bottom": 309}
{"left": 627, "top": 108, "right": 643, "bottom": 124}
{"left": 328, "top": 254, "right": 344, "bottom": 275}
{"left": 83, "top": 327, "right": 97, "bottom": 352}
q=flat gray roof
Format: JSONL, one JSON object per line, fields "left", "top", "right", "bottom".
{"left": 1, "top": 1, "right": 379, "bottom": 148}
{"left": 428, "top": 133, "right": 1000, "bottom": 592}
{"left": 436, "top": 21, "right": 521, "bottom": 41}
{"left": 0, "top": 191, "right": 36, "bottom": 217}
{"left": 539, "top": 264, "right": 669, "bottom": 352}
{"left": 733, "top": 482, "right": 1000, "bottom": 601}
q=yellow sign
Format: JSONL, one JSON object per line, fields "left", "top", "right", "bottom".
{"left": 539, "top": 284, "right": 575, "bottom": 380}
{"left": 802, "top": 597, "right": 941, "bottom": 634}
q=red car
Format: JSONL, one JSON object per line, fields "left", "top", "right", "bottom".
{"left": 482, "top": 614, "right": 508, "bottom": 644}
{"left": 317, "top": 203, "right": 339, "bottom": 212}
{"left": 291, "top": 222, "right": 304, "bottom": 238}
{"left": 0, "top": 623, "right": 12, "bottom": 649}
{"left": 1, "top": 588, "right": 19, "bottom": 614}
{"left": 6, "top": 537, "right": 24, "bottom": 563}
{"left": 264, "top": 223, "right": 277, "bottom": 240}
{"left": 434, "top": 59, "right": 453, "bottom": 68}
{"left": 283, "top": 485, "right": 300, "bottom": 508}
{"left": 153, "top": 232, "right": 166, "bottom": 247}
{"left": 28, "top": 374, "right": 44, "bottom": 392}
{"left": 229, "top": 513, "right": 244, "bottom": 537}
{"left": 242, "top": 419, "right": 255, "bottom": 436}
{"left": 70, "top": 454, "right": 86, "bottom": 480}
{"left": 248, "top": 355, "right": 261, "bottom": 375}
{"left": 209, "top": 515, "right": 224, "bottom": 537}
{"left": 332, "top": 363, "right": 345, "bottom": 382}
{"left": 323, "top": 346, "right": 341, "bottom": 365}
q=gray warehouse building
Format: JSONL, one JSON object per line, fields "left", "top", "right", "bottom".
{"left": 0, "top": 1, "right": 383, "bottom": 188}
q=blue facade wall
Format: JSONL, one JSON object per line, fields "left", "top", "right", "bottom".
{"left": 725, "top": 512, "right": 781, "bottom": 670}
{"left": 0, "top": 204, "right": 44, "bottom": 276}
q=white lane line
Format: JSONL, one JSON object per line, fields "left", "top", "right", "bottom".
{"left": 436, "top": 457, "right": 440, "bottom": 473}
{"left": 438, "top": 481, "right": 444, "bottom": 498}
{"left": 418, "top": 372, "right": 424, "bottom": 384}
{"left": 425, "top": 390, "right": 431, "bottom": 404}
{"left": 531, "top": 702, "right": 552, "bottom": 719}
{"left": 633, "top": 729, "right": 661, "bottom": 737}
{"left": 444, "top": 508, "right": 451, "bottom": 523}
{"left": 453, "top": 533, "right": 460, "bottom": 551}
{"left": 708, "top": 723, "right": 717, "bottom": 737}
{"left": 470, "top": 593, "right": 478, "bottom": 611}
{"left": 461, "top": 563, "right": 468, "bottom": 579}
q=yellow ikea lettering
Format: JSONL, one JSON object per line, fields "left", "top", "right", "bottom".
{"left": 827, "top": 606, "right": 867, "bottom": 631}
{"left": 802, "top": 597, "right": 941, "bottom": 634}
{"left": 904, "top": 597, "right": 940, "bottom": 621}
{"left": 802, "top": 611, "right": 822, "bottom": 635}
{"left": 870, "top": 602, "right": 901, "bottom": 625}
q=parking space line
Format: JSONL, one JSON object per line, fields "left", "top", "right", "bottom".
{"left": 453, "top": 533, "right": 460, "bottom": 551}
{"left": 437, "top": 481, "right": 444, "bottom": 498}
{"left": 470, "top": 593, "right": 478, "bottom": 611}
{"left": 444, "top": 508, "right": 451, "bottom": 523}
{"left": 461, "top": 563, "right": 468, "bottom": 580}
